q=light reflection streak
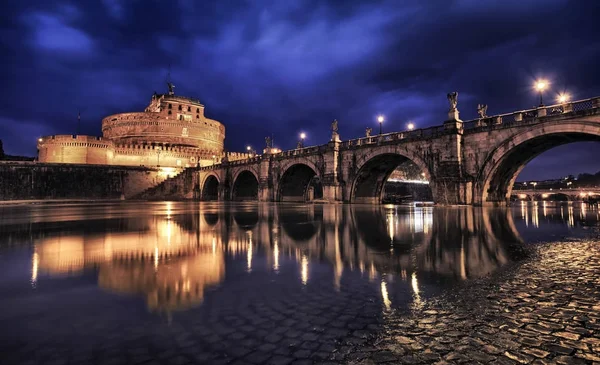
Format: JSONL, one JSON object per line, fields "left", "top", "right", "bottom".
{"left": 411, "top": 272, "right": 423, "bottom": 309}
{"left": 521, "top": 201, "right": 528, "bottom": 227}
{"left": 247, "top": 233, "right": 253, "bottom": 273}
{"left": 543, "top": 201, "right": 547, "bottom": 218}
{"left": 31, "top": 251, "right": 39, "bottom": 287}
{"left": 568, "top": 205, "right": 574, "bottom": 227}
{"left": 301, "top": 255, "right": 308, "bottom": 285}
{"left": 532, "top": 202, "right": 539, "bottom": 228}
{"left": 273, "top": 240, "right": 280, "bottom": 272}
{"left": 381, "top": 280, "right": 391, "bottom": 311}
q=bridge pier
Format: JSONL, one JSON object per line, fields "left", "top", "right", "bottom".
{"left": 432, "top": 178, "right": 472, "bottom": 205}
{"left": 322, "top": 184, "right": 343, "bottom": 202}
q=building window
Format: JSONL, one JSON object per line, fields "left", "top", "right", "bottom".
{"left": 168, "top": 104, "right": 172, "bottom": 109}
{"left": 178, "top": 105, "right": 182, "bottom": 110}
{"left": 196, "top": 115, "right": 199, "bottom": 119}
{"left": 168, "top": 110, "right": 172, "bottom": 115}
{"left": 196, "top": 108, "right": 200, "bottom": 113}
{"left": 187, "top": 106, "right": 191, "bottom": 112}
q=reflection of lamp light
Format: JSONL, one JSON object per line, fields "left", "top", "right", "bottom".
{"left": 301, "top": 255, "right": 308, "bottom": 285}
{"left": 381, "top": 280, "right": 391, "bottom": 311}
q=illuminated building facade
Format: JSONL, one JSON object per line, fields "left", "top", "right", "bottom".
{"left": 37, "top": 88, "right": 228, "bottom": 168}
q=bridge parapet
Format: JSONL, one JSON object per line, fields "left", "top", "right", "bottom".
{"left": 463, "top": 97, "right": 599, "bottom": 132}
{"left": 341, "top": 125, "right": 449, "bottom": 148}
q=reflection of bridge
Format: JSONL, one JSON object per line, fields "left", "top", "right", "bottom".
{"left": 512, "top": 188, "right": 600, "bottom": 201}
{"left": 141, "top": 96, "right": 600, "bottom": 206}
{"left": 19, "top": 202, "right": 531, "bottom": 310}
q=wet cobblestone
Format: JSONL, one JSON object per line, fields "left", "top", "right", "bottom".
{"left": 345, "top": 241, "right": 600, "bottom": 364}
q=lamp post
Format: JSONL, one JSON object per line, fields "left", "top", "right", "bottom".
{"left": 212, "top": 154, "right": 216, "bottom": 166}
{"left": 407, "top": 122, "right": 415, "bottom": 131}
{"left": 299, "top": 133, "right": 306, "bottom": 148}
{"left": 534, "top": 80, "right": 548, "bottom": 107}
{"left": 377, "top": 115, "right": 384, "bottom": 135}
{"left": 246, "top": 145, "right": 253, "bottom": 157}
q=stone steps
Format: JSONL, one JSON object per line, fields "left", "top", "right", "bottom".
{"left": 132, "top": 168, "right": 197, "bottom": 200}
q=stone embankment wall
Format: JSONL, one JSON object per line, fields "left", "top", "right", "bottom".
{"left": 0, "top": 162, "right": 173, "bottom": 200}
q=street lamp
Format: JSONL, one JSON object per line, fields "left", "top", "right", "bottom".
{"left": 556, "top": 93, "right": 570, "bottom": 104}
{"left": 298, "top": 133, "right": 306, "bottom": 149}
{"left": 407, "top": 122, "right": 415, "bottom": 131}
{"left": 212, "top": 154, "right": 216, "bottom": 165}
{"left": 377, "top": 115, "right": 384, "bottom": 135}
{"left": 534, "top": 79, "right": 548, "bottom": 106}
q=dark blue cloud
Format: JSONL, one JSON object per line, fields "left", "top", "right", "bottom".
{"left": 0, "top": 0, "right": 599, "bottom": 179}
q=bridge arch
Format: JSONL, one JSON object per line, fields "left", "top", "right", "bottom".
{"left": 231, "top": 169, "right": 259, "bottom": 201}
{"left": 201, "top": 174, "right": 220, "bottom": 201}
{"left": 277, "top": 161, "right": 322, "bottom": 202}
{"left": 350, "top": 149, "right": 434, "bottom": 204}
{"left": 478, "top": 121, "right": 600, "bottom": 205}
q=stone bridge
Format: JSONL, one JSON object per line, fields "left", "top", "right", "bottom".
{"left": 512, "top": 188, "right": 600, "bottom": 201}
{"left": 144, "top": 96, "right": 600, "bottom": 205}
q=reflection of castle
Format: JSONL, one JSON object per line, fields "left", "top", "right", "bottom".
{"left": 36, "top": 86, "right": 241, "bottom": 168}
{"left": 32, "top": 216, "right": 225, "bottom": 312}
{"left": 98, "top": 253, "right": 223, "bottom": 312}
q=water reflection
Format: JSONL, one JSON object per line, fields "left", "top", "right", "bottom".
{"left": 1, "top": 202, "right": 597, "bottom": 315}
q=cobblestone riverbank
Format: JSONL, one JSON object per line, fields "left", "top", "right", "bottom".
{"left": 343, "top": 240, "right": 600, "bottom": 364}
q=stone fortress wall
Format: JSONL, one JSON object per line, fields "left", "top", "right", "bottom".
{"left": 36, "top": 90, "right": 244, "bottom": 169}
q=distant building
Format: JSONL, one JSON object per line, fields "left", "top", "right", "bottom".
{"left": 37, "top": 87, "right": 249, "bottom": 168}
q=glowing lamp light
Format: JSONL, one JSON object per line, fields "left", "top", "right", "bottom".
{"left": 534, "top": 80, "right": 548, "bottom": 92}
{"left": 407, "top": 122, "right": 415, "bottom": 131}
{"left": 246, "top": 146, "right": 251, "bottom": 151}
{"left": 377, "top": 115, "right": 384, "bottom": 123}
{"left": 519, "top": 194, "right": 527, "bottom": 199}
{"left": 580, "top": 192, "right": 587, "bottom": 197}
{"left": 300, "top": 133, "right": 306, "bottom": 140}
{"left": 542, "top": 193, "right": 549, "bottom": 199}
{"left": 38, "top": 138, "right": 43, "bottom": 142}
{"left": 557, "top": 93, "right": 570, "bottom": 103}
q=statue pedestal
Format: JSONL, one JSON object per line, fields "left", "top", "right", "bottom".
{"left": 444, "top": 109, "right": 463, "bottom": 130}
{"left": 331, "top": 132, "right": 340, "bottom": 142}
{"left": 447, "top": 109, "right": 460, "bottom": 121}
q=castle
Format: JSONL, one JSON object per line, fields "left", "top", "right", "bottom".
{"left": 37, "top": 85, "right": 250, "bottom": 168}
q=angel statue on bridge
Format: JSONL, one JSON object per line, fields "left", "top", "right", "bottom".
{"left": 265, "top": 136, "right": 272, "bottom": 148}
{"left": 331, "top": 119, "right": 339, "bottom": 133}
{"left": 447, "top": 92, "right": 458, "bottom": 111}
{"left": 477, "top": 104, "right": 488, "bottom": 118}
{"left": 365, "top": 127, "right": 372, "bottom": 137}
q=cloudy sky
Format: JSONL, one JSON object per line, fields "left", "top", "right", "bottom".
{"left": 1, "top": 0, "right": 599, "bottom": 180}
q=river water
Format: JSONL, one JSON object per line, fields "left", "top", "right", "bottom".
{"left": 0, "top": 201, "right": 597, "bottom": 364}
